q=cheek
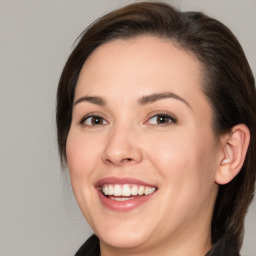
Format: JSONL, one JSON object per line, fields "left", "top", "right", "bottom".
{"left": 66, "top": 130, "right": 101, "bottom": 225}
{"left": 149, "top": 129, "right": 218, "bottom": 216}
{"left": 143, "top": 130, "right": 192, "bottom": 169}
{"left": 145, "top": 128, "right": 218, "bottom": 187}
{"left": 66, "top": 131, "right": 100, "bottom": 179}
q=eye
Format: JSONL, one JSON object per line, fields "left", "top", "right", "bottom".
{"left": 81, "top": 115, "right": 108, "bottom": 126}
{"left": 147, "top": 113, "right": 177, "bottom": 126}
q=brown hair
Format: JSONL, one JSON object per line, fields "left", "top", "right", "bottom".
{"left": 56, "top": 1, "right": 256, "bottom": 250}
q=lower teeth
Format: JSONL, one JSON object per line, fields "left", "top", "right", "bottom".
{"left": 108, "top": 196, "right": 135, "bottom": 201}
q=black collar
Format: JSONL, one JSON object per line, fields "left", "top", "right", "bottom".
{"left": 75, "top": 234, "right": 240, "bottom": 256}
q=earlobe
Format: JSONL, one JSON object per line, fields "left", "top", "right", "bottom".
{"left": 215, "top": 124, "right": 250, "bottom": 185}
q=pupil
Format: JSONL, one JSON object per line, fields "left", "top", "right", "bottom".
{"left": 158, "top": 116, "right": 168, "bottom": 124}
{"left": 92, "top": 117, "right": 101, "bottom": 125}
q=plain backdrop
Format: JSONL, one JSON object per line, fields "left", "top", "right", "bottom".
{"left": 0, "top": 0, "right": 255, "bottom": 255}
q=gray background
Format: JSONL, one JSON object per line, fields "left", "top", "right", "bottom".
{"left": 0, "top": 0, "right": 255, "bottom": 255}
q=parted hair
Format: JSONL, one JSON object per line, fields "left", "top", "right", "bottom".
{"left": 56, "top": 1, "right": 256, "bottom": 250}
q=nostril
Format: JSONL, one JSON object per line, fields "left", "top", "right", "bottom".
{"left": 104, "top": 157, "right": 134, "bottom": 165}
{"left": 121, "top": 158, "right": 134, "bottom": 164}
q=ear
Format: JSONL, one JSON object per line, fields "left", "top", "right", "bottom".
{"left": 215, "top": 124, "right": 250, "bottom": 185}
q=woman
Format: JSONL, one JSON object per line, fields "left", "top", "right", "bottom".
{"left": 56, "top": 2, "right": 256, "bottom": 255}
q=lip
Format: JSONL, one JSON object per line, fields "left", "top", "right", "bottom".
{"left": 95, "top": 177, "right": 157, "bottom": 212}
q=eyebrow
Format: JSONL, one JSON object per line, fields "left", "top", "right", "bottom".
{"left": 138, "top": 92, "right": 192, "bottom": 109}
{"left": 73, "top": 96, "right": 105, "bottom": 106}
{"left": 73, "top": 92, "right": 191, "bottom": 109}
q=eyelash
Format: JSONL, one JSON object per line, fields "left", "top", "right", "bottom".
{"left": 146, "top": 112, "right": 177, "bottom": 127}
{"left": 80, "top": 114, "right": 108, "bottom": 127}
{"left": 79, "top": 112, "right": 177, "bottom": 127}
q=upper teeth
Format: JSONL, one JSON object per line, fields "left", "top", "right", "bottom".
{"left": 102, "top": 184, "right": 156, "bottom": 196}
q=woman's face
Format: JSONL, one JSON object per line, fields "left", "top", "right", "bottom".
{"left": 66, "top": 36, "right": 222, "bottom": 253}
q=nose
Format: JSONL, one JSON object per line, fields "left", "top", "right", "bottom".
{"left": 101, "top": 125, "right": 143, "bottom": 166}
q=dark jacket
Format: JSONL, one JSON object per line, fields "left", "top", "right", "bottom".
{"left": 75, "top": 234, "right": 240, "bottom": 256}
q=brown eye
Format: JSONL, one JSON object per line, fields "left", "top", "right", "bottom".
{"left": 156, "top": 115, "right": 170, "bottom": 124}
{"left": 147, "top": 114, "right": 177, "bottom": 126}
{"left": 83, "top": 115, "right": 107, "bottom": 126}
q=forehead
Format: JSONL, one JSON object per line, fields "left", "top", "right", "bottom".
{"left": 75, "top": 36, "right": 205, "bottom": 107}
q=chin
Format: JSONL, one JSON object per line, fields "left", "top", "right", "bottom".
{"left": 92, "top": 218, "right": 153, "bottom": 249}
{"left": 98, "top": 230, "right": 148, "bottom": 249}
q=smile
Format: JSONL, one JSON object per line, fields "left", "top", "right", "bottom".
{"left": 95, "top": 178, "right": 158, "bottom": 211}
{"left": 101, "top": 184, "right": 156, "bottom": 200}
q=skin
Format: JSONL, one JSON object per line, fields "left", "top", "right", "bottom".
{"left": 66, "top": 36, "right": 225, "bottom": 256}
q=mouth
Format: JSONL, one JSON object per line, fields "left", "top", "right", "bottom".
{"left": 95, "top": 178, "right": 158, "bottom": 211}
{"left": 99, "top": 184, "right": 156, "bottom": 201}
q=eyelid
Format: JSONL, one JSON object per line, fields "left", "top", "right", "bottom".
{"left": 145, "top": 111, "right": 177, "bottom": 126}
{"left": 79, "top": 112, "right": 109, "bottom": 126}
